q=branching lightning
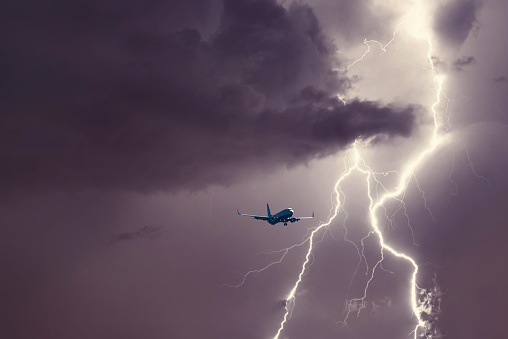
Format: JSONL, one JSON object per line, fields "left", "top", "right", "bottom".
{"left": 221, "top": 239, "right": 309, "bottom": 288}
{"left": 347, "top": 16, "right": 407, "bottom": 71}
{"left": 225, "top": 1, "right": 478, "bottom": 338}
{"left": 274, "top": 3, "right": 446, "bottom": 337}
{"left": 276, "top": 1, "right": 447, "bottom": 337}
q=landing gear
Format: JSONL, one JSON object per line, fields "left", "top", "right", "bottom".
{"left": 284, "top": 223, "right": 288, "bottom": 226}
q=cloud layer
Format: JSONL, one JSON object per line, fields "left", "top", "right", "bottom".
{"left": 1, "top": 0, "right": 417, "bottom": 195}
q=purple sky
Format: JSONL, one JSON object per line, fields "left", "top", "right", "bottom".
{"left": 1, "top": 0, "right": 508, "bottom": 338}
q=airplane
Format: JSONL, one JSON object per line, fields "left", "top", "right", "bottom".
{"left": 237, "top": 204, "right": 314, "bottom": 226}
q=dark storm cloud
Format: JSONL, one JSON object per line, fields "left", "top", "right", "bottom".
{"left": 434, "top": 0, "right": 482, "bottom": 46}
{"left": 453, "top": 55, "right": 476, "bottom": 71}
{"left": 1, "top": 0, "right": 417, "bottom": 195}
{"left": 305, "top": 0, "right": 401, "bottom": 46}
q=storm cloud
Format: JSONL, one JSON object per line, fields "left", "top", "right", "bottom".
{"left": 434, "top": 0, "right": 482, "bottom": 46}
{"left": 453, "top": 55, "right": 476, "bottom": 71}
{"left": 1, "top": 0, "right": 417, "bottom": 196}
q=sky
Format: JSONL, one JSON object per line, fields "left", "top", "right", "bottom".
{"left": 1, "top": 0, "right": 507, "bottom": 338}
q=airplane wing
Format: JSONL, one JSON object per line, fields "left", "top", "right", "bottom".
{"left": 237, "top": 209, "right": 270, "bottom": 220}
{"left": 293, "top": 212, "right": 315, "bottom": 220}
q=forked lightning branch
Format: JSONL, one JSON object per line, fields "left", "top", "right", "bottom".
{"left": 230, "top": 1, "right": 449, "bottom": 338}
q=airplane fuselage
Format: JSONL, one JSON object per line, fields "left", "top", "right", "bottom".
{"left": 268, "top": 208, "right": 295, "bottom": 225}
{"left": 237, "top": 204, "right": 314, "bottom": 226}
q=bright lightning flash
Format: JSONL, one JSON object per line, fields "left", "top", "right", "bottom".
{"left": 275, "top": 2, "right": 446, "bottom": 337}
{"left": 230, "top": 2, "right": 452, "bottom": 338}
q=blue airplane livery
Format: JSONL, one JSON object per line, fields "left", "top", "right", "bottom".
{"left": 237, "top": 204, "right": 314, "bottom": 226}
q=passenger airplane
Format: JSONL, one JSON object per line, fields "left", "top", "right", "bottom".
{"left": 237, "top": 204, "right": 314, "bottom": 226}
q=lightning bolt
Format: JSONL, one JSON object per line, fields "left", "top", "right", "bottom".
{"left": 225, "top": 1, "right": 467, "bottom": 338}
{"left": 347, "top": 17, "right": 407, "bottom": 71}
{"left": 272, "top": 2, "right": 445, "bottom": 338}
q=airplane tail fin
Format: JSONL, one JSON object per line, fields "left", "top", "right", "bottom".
{"left": 267, "top": 203, "right": 272, "bottom": 217}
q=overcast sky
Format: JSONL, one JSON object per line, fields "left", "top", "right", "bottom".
{"left": 1, "top": 0, "right": 508, "bottom": 338}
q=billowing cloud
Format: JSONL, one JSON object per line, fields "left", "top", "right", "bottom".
{"left": 453, "top": 55, "right": 476, "bottom": 70}
{"left": 1, "top": 0, "right": 417, "bottom": 196}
